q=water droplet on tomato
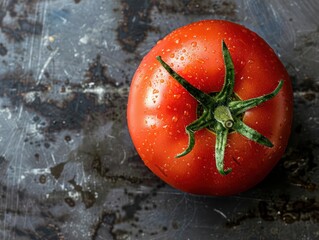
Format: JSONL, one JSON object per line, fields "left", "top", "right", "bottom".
{"left": 180, "top": 56, "right": 184, "bottom": 61}
{"left": 170, "top": 53, "right": 175, "bottom": 58}
{"left": 153, "top": 89, "right": 159, "bottom": 94}
{"left": 175, "top": 38, "right": 180, "bottom": 44}
{"left": 172, "top": 116, "right": 178, "bottom": 122}
{"left": 191, "top": 41, "right": 197, "bottom": 47}
{"left": 173, "top": 94, "right": 181, "bottom": 99}
{"left": 186, "top": 103, "right": 192, "bottom": 109}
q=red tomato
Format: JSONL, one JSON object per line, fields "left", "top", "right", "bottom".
{"left": 127, "top": 20, "right": 293, "bottom": 196}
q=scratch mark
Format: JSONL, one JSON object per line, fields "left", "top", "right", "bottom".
{"left": 214, "top": 208, "right": 228, "bottom": 219}
{"left": 37, "top": 47, "right": 59, "bottom": 84}
{"left": 120, "top": 146, "right": 127, "bottom": 165}
{"left": 51, "top": 153, "right": 57, "bottom": 164}
{"left": 35, "top": 0, "right": 49, "bottom": 80}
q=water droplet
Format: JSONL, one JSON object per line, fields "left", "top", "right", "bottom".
{"left": 191, "top": 42, "right": 197, "bottom": 47}
{"left": 175, "top": 38, "right": 180, "bottom": 44}
{"left": 183, "top": 111, "right": 189, "bottom": 116}
{"left": 172, "top": 116, "right": 178, "bottom": 122}
{"left": 160, "top": 79, "right": 165, "bottom": 83}
{"left": 180, "top": 56, "right": 184, "bottom": 61}
{"left": 170, "top": 53, "right": 175, "bottom": 58}
{"left": 153, "top": 89, "right": 159, "bottom": 94}
{"left": 174, "top": 94, "right": 181, "bottom": 99}
{"left": 182, "top": 49, "right": 186, "bottom": 53}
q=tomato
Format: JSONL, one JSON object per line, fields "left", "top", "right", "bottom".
{"left": 127, "top": 20, "right": 293, "bottom": 196}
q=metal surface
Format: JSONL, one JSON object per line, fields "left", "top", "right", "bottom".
{"left": 0, "top": 0, "right": 318, "bottom": 239}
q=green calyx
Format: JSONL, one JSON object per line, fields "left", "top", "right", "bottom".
{"left": 156, "top": 40, "right": 283, "bottom": 176}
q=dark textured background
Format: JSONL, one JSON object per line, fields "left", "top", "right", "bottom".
{"left": 0, "top": 0, "right": 318, "bottom": 239}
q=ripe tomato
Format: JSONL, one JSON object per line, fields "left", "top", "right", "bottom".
{"left": 127, "top": 20, "right": 293, "bottom": 196}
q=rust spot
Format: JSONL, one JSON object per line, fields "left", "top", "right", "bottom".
{"left": 50, "top": 162, "right": 67, "bottom": 180}
{"left": 64, "top": 197, "right": 76, "bottom": 207}
{"left": 0, "top": 43, "right": 8, "bottom": 56}
{"left": 39, "top": 174, "right": 46, "bottom": 184}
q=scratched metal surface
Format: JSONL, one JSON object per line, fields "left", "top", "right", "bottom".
{"left": 0, "top": 0, "right": 318, "bottom": 239}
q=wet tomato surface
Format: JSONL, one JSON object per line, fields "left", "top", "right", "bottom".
{"left": 127, "top": 20, "right": 293, "bottom": 196}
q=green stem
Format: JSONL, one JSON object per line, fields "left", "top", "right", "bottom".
{"left": 156, "top": 40, "right": 283, "bottom": 176}
{"left": 214, "top": 41, "right": 235, "bottom": 104}
{"left": 214, "top": 106, "right": 234, "bottom": 129}
{"left": 215, "top": 122, "right": 232, "bottom": 175}
{"left": 156, "top": 56, "right": 213, "bottom": 106}
{"left": 232, "top": 118, "right": 273, "bottom": 147}
{"left": 229, "top": 80, "right": 284, "bottom": 116}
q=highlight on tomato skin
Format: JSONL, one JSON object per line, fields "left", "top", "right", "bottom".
{"left": 127, "top": 19, "right": 293, "bottom": 196}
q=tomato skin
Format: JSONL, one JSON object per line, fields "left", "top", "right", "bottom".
{"left": 127, "top": 20, "right": 293, "bottom": 196}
